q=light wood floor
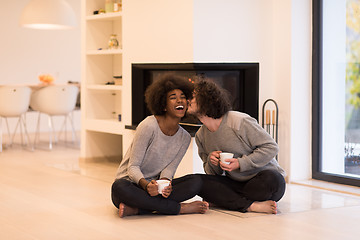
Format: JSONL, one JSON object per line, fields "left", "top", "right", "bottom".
{"left": 1, "top": 140, "right": 360, "bottom": 240}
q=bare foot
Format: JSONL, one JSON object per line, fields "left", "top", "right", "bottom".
{"left": 180, "top": 201, "right": 209, "bottom": 214}
{"left": 247, "top": 200, "right": 277, "bottom": 214}
{"left": 118, "top": 203, "right": 139, "bottom": 218}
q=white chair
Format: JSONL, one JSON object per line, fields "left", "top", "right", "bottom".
{"left": 0, "top": 86, "right": 32, "bottom": 152}
{"left": 30, "top": 85, "right": 79, "bottom": 150}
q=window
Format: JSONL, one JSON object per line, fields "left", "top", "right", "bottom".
{"left": 313, "top": 0, "right": 360, "bottom": 186}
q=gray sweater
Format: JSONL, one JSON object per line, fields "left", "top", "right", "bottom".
{"left": 115, "top": 116, "right": 191, "bottom": 184}
{"left": 195, "top": 111, "right": 286, "bottom": 181}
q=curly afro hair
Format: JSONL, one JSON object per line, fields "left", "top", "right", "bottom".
{"left": 194, "top": 78, "right": 231, "bottom": 119}
{"left": 145, "top": 73, "right": 194, "bottom": 116}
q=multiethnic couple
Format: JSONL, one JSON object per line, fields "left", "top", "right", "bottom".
{"left": 111, "top": 73, "right": 286, "bottom": 218}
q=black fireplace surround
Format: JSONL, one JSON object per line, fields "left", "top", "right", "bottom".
{"left": 126, "top": 63, "right": 259, "bottom": 135}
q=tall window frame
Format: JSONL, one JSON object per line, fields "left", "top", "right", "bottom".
{"left": 312, "top": 0, "right": 360, "bottom": 187}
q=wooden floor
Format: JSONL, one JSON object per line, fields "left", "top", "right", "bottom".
{"left": 1, "top": 140, "right": 360, "bottom": 240}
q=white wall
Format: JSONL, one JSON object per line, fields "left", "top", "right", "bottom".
{"left": 273, "top": 0, "right": 293, "bottom": 180}
{"left": 0, "top": 0, "right": 82, "bottom": 134}
{"left": 289, "top": 0, "right": 312, "bottom": 180}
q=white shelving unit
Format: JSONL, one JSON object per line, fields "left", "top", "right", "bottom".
{"left": 81, "top": 0, "right": 125, "bottom": 161}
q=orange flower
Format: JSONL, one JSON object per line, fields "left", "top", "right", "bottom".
{"left": 38, "top": 74, "right": 54, "bottom": 84}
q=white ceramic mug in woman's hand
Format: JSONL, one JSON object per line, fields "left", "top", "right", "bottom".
{"left": 156, "top": 180, "right": 170, "bottom": 194}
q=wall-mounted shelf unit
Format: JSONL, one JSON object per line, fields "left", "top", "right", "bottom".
{"left": 81, "top": 0, "right": 124, "bottom": 161}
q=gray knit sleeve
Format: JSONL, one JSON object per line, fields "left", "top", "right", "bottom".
{"left": 235, "top": 115, "right": 279, "bottom": 172}
{"left": 195, "top": 129, "right": 223, "bottom": 175}
{"left": 127, "top": 118, "right": 156, "bottom": 184}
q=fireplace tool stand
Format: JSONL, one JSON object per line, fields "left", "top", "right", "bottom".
{"left": 261, "top": 99, "right": 278, "bottom": 160}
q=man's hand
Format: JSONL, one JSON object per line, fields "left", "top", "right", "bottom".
{"left": 219, "top": 158, "right": 240, "bottom": 172}
{"left": 209, "top": 151, "right": 222, "bottom": 166}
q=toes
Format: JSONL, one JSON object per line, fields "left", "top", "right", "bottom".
{"left": 118, "top": 204, "right": 125, "bottom": 218}
{"left": 202, "top": 201, "right": 209, "bottom": 209}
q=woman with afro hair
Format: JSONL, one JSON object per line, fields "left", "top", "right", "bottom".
{"left": 111, "top": 73, "right": 208, "bottom": 218}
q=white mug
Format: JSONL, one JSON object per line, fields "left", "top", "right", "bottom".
{"left": 156, "top": 179, "right": 170, "bottom": 194}
{"left": 219, "top": 152, "right": 234, "bottom": 165}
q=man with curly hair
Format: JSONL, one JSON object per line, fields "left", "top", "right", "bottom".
{"left": 188, "top": 78, "right": 286, "bottom": 214}
{"left": 111, "top": 73, "right": 209, "bottom": 217}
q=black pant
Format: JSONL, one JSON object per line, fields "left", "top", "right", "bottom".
{"left": 197, "top": 169, "right": 286, "bottom": 212}
{"left": 111, "top": 174, "right": 203, "bottom": 215}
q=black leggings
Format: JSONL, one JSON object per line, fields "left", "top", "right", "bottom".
{"left": 111, "top": 174, "right": 203, "bottom": 215}
{"left": 197, "top": 169, "right": 286, "bottom": 212}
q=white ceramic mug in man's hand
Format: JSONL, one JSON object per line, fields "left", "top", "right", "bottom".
{"left": 219, "top": 152, "right": 234, "bottom": 165}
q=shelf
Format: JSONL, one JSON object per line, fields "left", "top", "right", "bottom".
{"left": 86, "top": 49, "right": 123, "bottom": 55}
{"left": 86, "top": 12, "right": 122, "bottom": 21}
{"left": 87, "top": 84, "right": 122, "bottom": 90}
{"left": 85, "top": 119, "right": 124, "bottom": 135}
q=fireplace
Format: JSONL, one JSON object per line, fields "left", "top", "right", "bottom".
{"left": 127, "top": 63, "right": 259, "bottom": 135}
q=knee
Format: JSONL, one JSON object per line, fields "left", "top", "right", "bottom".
{"left": 261, "top": 170, "right": 286, "bottom": 201}
{"left": 112, "top": 178, "right": 128, "bottom": 193}
{"left": 111, "top": 181, "right": 120, "bottom": 208}
{"left": 245, "top": 170, "right": 286, "bottom": 201}
{"left": 258, "top": 170, "right": 285, "bottom": 188}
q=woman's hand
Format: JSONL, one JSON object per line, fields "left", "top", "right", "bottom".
{"left": 161, "top": 183, "right": 172, "bottom": 198}
{"left": 146, "top": 180, "right": 159, "bottom": 196}
{"left": 209, "top": 151, "right": 222, "bottom": 166}
{"left": 219, "top": 158, "right": 240, "bottom": 172}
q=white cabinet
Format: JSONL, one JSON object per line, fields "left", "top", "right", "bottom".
{"left": 81, "top": 0, "right": 125, "bottom": 161}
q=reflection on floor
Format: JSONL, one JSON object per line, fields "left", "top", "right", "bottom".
{"left": 1, "top": 141, "right": 360, "bottom": 239}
